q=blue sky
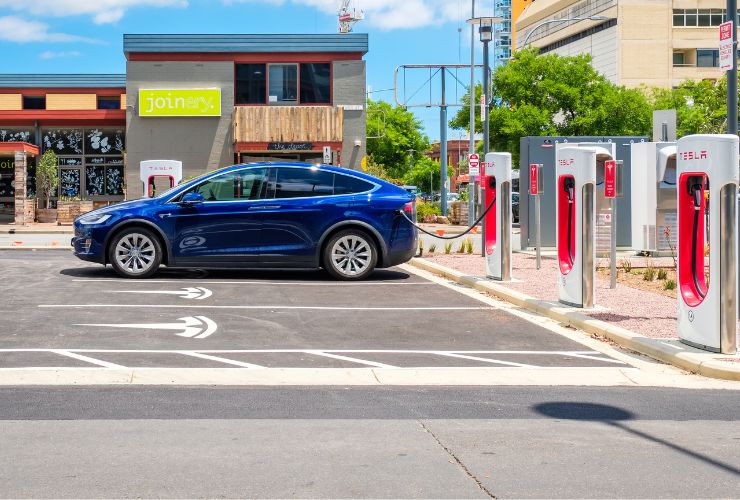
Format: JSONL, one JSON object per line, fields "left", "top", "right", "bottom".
{"left": 0, "top": 0, "right": 496, "bottom": 140}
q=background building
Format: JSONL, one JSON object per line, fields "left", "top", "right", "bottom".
{"left": 0, "top": 74, "right": 126, "bottom": 222}
{"left": 515, "top": 0, "right": 736, "bottom": 88}
{"left": 124, "top": 33, "right": 368, "bottom": 198}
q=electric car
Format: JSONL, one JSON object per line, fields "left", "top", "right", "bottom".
{"left": 72, "top": 162, "right": 418, "bottom": 280}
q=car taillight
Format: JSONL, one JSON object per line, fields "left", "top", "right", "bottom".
{"left": 403, "top": 202, "right": 414, "bottom": 214}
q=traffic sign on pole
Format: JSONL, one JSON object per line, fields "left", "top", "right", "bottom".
{"left": 720, "top": 20, "right": 734, "bottom": 71}
{"left": 469, "top": 153, "right": 480, "bottom": 176}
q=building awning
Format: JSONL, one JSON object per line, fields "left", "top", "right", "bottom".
{"left": 0, "top": 142, "right": 39, "bottom": 156}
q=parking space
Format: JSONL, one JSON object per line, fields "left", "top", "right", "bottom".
{"left": 1, "top": 251, "right": 631, "bottom": 371}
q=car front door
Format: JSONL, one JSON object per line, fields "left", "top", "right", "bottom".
{"left": 165, "top": 167, "right": 268, "bottom": 265}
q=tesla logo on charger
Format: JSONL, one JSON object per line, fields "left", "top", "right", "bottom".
{"left": 679, "top": 151, "right": 708, "bottom": 161}
{"left": 558, "top": 159, "right": 575, "bottom": 167}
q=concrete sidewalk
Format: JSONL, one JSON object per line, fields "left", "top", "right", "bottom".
{"left": 0, "top": 225, "right": 72, "bottom": 249}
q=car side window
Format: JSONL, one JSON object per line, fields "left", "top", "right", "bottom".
{"left": 185, "top": 168, "right": 267, "bottom": 201}
{"left": 334, "top": 174, "right": 374, "bottom": 195}
{"left": 274, "top": 168, "right": 334, "bottom": 199}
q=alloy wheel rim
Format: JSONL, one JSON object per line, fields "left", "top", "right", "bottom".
{"left": 331, "top": 235, "right": 371, "bottom": 276}
{"left": 115, "top": 233, "right": 155, "bottom": 274}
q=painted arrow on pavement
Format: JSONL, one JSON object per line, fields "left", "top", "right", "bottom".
{"left": 76, "top": 316, "right": 218, "bottom": 339}
{"left": 109, "top": 287, "right": 213, "bottom": 300}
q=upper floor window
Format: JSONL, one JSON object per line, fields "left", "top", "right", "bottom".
{"left": 236, "top": 64, "right": 266, "bottom": 105}
{"left": 97, "top": 96, "right": 121, "bottom": 110}
{"left": 697, "top": 49, "right": 720, "bottom": 67}
{"left": 673, "top": 9, "right": 727, "bottom": 27}
{"left": 269, "top": 64, "right": 298, "bottom": 103}
{"left": 23, "top": 96, "right": 45, "bottom": 110}
{"left": 300, "top": 63, "right": 331, "bottom": 104}
{"left": 235, "top": 62, "right": 332, "bottom": 105}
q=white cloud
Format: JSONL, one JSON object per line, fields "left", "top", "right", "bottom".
{"left": 0, "top": 16, "right": 99, "bottom": 43}
{"left": 40, "top": 50, "right": 82, "bottom": 59}
{"left": 222, "top": 0, "right": 482, "bottom": 30}
{"left": 0, "top": 0, "right": 188, "bottom": 25}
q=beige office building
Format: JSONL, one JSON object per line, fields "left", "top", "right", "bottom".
{"left": 516, "top": 0, "right": 735, "bottom": 88}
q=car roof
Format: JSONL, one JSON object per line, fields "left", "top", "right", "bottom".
{"left": 226, "top": 161, "right": 394, "bottom": 185}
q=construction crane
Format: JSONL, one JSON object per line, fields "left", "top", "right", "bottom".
{"left": 338, "top": 0, "right": 363, "bottom": 34}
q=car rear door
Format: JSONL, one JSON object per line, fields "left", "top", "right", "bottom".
{"left": 257, "top": 166, "right": 341, "bottom": 266}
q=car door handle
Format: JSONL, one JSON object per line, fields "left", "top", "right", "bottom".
{"left": 159, "top": 213, "right": 172, "bottom": 219}
{"left": 249, "top": 205, "right": 281, "bottom": 210}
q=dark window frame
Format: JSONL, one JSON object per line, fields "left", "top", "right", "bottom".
{"left": 235, "top": 63, "right": 267, "bottom": 105}
{"left": 23, "top": 95, "right": 46, "bottom": 110}
{"left": 234, "top": 61, "right": 333, "bottom": 107}
{"left": 96, "top": 95, "right": 121, "bottom": 110}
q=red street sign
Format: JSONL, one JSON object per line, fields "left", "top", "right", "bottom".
{"left": 720, "top": 21, "right": 734, "bottom": 71}
{"left": 529, "top": 164, "right": 539, "bottom": 195}
{"left": 604, "top": 160, "right": 617, "bottom": 198}
{"left": 469, "top": 153, "right": 479, "bottom": 169}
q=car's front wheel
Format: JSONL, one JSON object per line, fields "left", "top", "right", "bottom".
{"left": 108, "top": 227, "right": 162, "bottom": 279}
{"left": 323, "top": 229, "right": 378, "bottom": 280}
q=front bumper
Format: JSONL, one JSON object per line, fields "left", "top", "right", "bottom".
{"left": 71, "top": 227, "right": 105, "bottom": 264}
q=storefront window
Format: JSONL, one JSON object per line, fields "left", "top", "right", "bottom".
{"left": 268, "top": 64, "right": 298, "bottom": 103}
{"left": 0, "top": 129, "right": 33, "bottom": 143}
{"left": 86, "top": 129, "right": 124, "bottom": 155}
{"left": 105, "top": 166, "right": 124, "bottom": 195}
{"left": 300, "top": 63, "right": 331, "bottom": 104}
{"left": 42, "top": 129, "right": 83, "bottom": 155}
{"left": 235, "top": 64, "right": 267, "bottom": 104}
{"left": 59, "top": 168, "right": 81, "bottom": 197}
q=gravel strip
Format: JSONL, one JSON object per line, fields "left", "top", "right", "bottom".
{"left": 423, "top": 253, "right": 679, "bottom": 339}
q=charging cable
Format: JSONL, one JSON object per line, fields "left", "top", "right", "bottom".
{"left": 398, "top": 196, "right": 497, "bottom": 240}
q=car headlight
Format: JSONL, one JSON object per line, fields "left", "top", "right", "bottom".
{"left": 79, "top": 214, "right": 112, "bottom": 225}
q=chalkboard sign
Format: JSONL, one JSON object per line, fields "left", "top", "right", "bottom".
{"left": 43, "top": 129, "right": 83, "bottom": 155}
{"left": 267, "top": 142, "right": 313, "bottom": 151}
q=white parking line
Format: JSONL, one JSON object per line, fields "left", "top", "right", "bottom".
{"left": 39, "top": 304, "right": 492, "bottom": 311}
{"left": 305, "top": 350, "right": 398, "bottom": 368}
{"left": 434, "top": 352, "right": 537, "bottom": 368}
{"left": 559, "top": 352, "right": 628, "bottom": 365}
{"left": 50, "top": 349, "right": 126, "bottom": 369}
{"left": 72, "top": 279, "right": 431, "bottom": 286}
{"left": 177, "top": 351, "right": 265, "bottom": 369}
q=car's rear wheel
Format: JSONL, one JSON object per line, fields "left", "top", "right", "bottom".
{"left": 108, "top": 227, "right": 162, "bottom": 279}
{"left": 323, "top": 229, "right": 378, "bottom": 280}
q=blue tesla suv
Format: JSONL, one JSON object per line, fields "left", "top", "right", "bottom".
{"left": 72, "top": 162, "right": 418, "bottom": 280}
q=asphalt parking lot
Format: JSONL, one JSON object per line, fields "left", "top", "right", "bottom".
{"left": 0, "top": 250, "right": 628, "bottom": 371}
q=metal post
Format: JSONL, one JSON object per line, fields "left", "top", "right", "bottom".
{"left": 535, "top": 195, "right": 541, "bottom": 270}
{"left": 440, "top": 68, "right": 448, "bottom": 216}
{"left": 481, "top": 38, "right": 490, "bottom": 257}
{"left": 610, "top": 197, "right": 617, "bottom": 289}
{"left": 469, "top": 0, "right": 476, "bottom": 229}
{"left": 728, "top": 0, "right": 738, "bottom": 136}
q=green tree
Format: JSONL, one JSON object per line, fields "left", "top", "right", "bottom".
{"left": 403, "top": 156, "right": 454, "bottom": 193}
{"left": 36, "top": 150, "right": 59, "bottom": 209}
{"left": 367, "top": 100, "right": 431, "bottom": 180}
{"left": 649, "top": 77, "right": 734, "bottom": 136}
{"left": 450, "top": 48, "right": 653, "bottom": 162}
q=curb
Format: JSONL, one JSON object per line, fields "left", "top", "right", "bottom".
{"left": 0, "top": 246, "right": 72, "bottom": 251}
{"left": 408, "top": 258, "right": 740, "bottom": 382}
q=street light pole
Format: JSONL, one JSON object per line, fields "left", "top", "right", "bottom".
{"left": 727, "top": 0, "right": 738, "bottom": 136}
{"left": 469, "top": 0, "right": 476, "bottom": 227}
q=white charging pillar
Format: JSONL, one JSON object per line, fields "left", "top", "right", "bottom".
{"left": 677, "top": 134, "right": 738, "bottom": 354}
{"left": 556, "top": 146, "right": 596, "bottom": 308}
{"left": 483, "top": 152, "right": 512, "bottom": 281}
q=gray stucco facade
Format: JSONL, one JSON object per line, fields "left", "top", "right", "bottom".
{"left": 333, "top": 60, "right": 366, "bottom": 171}
{"left": 125, "top": 61, "right": 235, "bottom": 199}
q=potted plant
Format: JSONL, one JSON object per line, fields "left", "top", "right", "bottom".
{"left": 35, "top": 150, "right": 59, "bottom": 223}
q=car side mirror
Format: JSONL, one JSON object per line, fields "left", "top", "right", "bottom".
{"left": 179, "top": 192, "right": 205, "bottom": 205}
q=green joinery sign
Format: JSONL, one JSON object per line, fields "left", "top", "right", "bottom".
{"left": 139, "top": 89, "right": 221, "bottom": 117}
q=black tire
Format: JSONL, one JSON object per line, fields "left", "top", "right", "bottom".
{"left": 108, "top": 227, "right": 163, "bottom": 279}
{"left": 322, "top": 229, "right": 378, "bottom": 281}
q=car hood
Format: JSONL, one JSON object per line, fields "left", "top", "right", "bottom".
{"left": 83, "top": 198, "right": 158, "bottom": 217}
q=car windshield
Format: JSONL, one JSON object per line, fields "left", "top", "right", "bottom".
{"left": 155, "top": 166, "right": 234, "bottom": 199}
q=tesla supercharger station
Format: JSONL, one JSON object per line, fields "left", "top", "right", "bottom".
{"left": 483, "top": 152, "right": 512, "bottom": 281}
{"left": 140, "top": 160, "right": 183, "bottom": 198}
{"left": 556, "top": 146, "right": 596, "bottom": 308}
{"left": 677, "top": 134, "right": 738, "bottom": 354}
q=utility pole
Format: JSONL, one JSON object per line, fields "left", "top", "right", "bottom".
{"left": 469, "top": 0, "right": 476, "bottom": 226}
{"left": 728, "top": 0, "right": 738, "bottom": 136}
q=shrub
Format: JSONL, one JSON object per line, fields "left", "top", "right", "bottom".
{"left": 664, "top": 279, "right": 676, "bottom": 291}
{"left": 416, "top": 201, "right": 441, "bottom": 223}
{"left": 444, "top": 242, "right": 452, "bottom": 254}
{"left": 620, "top": 259, "right": 632, "bottom": 274}
{"left": 418, "top": 239, "right": 424, "bottom": 256}
{"left": 657, "top": 269, "right": 668, "bottom": 280}
{"left": 643, "top": 267, "right": 656, "bottom": 281}
{"left": 465, "top": 238, "right": 474, "bottom": 254}
{"left": 457, "top": 240, "right": 466, "bottom": 253}
{"left": 428, "top": 243, "right": 436, "bottom": 254}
